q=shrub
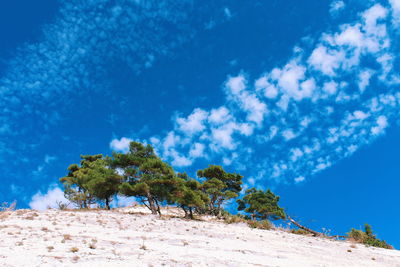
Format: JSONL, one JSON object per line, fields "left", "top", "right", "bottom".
{"left": 0, "top": 201, "right": 16, "bottom": 212}
{"left": 247, "top": 220, "right": 272, "bottom": 230}
{"left": 290, "top": 228, "right": 310, "bottom": 235}
{"left": 347, "top": 224, "right": 393, "bottom": 249}
{"left": 223, "top": 214, "right": 247, "bottom": 224}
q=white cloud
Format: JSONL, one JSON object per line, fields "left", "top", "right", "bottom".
{"left": 294, "top": 176, "right": 305, "bottom": 183}
{"left": 171, "top": 151, "right": 192, "bottom": 167}
{"left": 308, "top": 45, "right": 345, "bottom": 76}
{"left": 255, "top": 76, "right": 279, "bottom": 99}
{"left": 389, "top": 0, "right": 400, "bottom": 24}
{"left": 330, "top": 1, "right": 345, "bottom": 15}
{"left": 226, "top": 75, "right": 246, "bottom": 95}
{"left": 323, "top": 81, "right": 338, "bottom": 95}
{"left": 29, "top": 186, "right": 69, "bottom": 210}
{"left": 358, "top": 69, "right": 374, "bottom": 92}
{"left": 117, "top": 2, "right": 400, "bottom": 185}
{"left": 277, "top": 62, "right": 307, "bottom": 100}
{"left": 389, "top": 0, "right": 400, "bottom": 11}
{"left": 110, "top": 137, "right": 133, "bottom": 152}
{"left": 0, "top": 0, "right": 196, "bottom": 168}
{"left": 353, "top": 110, "right": 369, "bottom": 120}
{"left": 189, "top": 143, "right": 205, "bottom": 158}
{"left": 371, "top": 115, "right": 388, "bottom": 135}
{"left": 282, "top": 129, "right": 296, "bottom": 141}
{"left": 176, "top": 108, "right": 208, "bottom": 135}
{"left": 209, "top": 106, "right": 230, "bottom": 125}
{"left": 211, "top": 122, "right": 237, "bottom": 150}
{"left": 226, "top": 75, "right": 267, "bottom": 126}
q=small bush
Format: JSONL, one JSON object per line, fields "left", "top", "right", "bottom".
{"left": 247, "top": 220, "right": 272, "bottom": 230}
{"left": 70, "top": 247, "right": 79, "bottom": 253}
{"left": 347, "top": 224, "right": 393, "bottom": 249}
{"left": 223, "top": 214, "right": 247, "bottom": 224}
{"left": 0, "top": 201, "right": 16, "bottom": 212}
{"left": 290, "top": 228, "right": 310, "bottom": 235}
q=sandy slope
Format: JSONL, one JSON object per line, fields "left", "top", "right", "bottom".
{"left": 0, "top": 207, "right": 399, "bottom": 267}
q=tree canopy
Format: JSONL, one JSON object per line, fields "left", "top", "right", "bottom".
{"left": 60, "top": 154, "right": 122, "bottom": 209}
{"left": 197, "top": 165, "right": 243, "bottom": 216}
{"left": 237, "top": 188, "right": 286, "bottom": 221}
{"left": 112, "top": 141, "right": 180, "bottom": 215}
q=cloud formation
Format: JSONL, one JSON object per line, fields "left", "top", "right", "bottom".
{"left": 127, "top": 2, "right": 400, "bottom": 185}
{"left": 0, "top": 0, "right": 197, "bottom": 167}
{"left": 29, "top": 186, "right": 69, "bottom": 210}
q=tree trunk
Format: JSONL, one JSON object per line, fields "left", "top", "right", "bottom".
{"left": 287, "top": 216, "right": 322, "bottom": 237}
{"left": 189, "top": 207, "right": 193, "bottom": 219}
{"left": 146, "top": 192, "right": 158, "bottom": 214}
{"left": 181, "top": 205, "right": 188, "bottom": 218}
{"left": 154, "top": 199, "right": 161, "bottom": 216}
{"left": 105, "top": 198, "right": 110, "bottom": 210}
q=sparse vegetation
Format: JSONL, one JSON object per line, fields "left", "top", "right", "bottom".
{"left": 347, "top": 224, "right": 393, "bottom": 249}
{"left": 51, "top": 140, "right": 395, "bottom": 251}
{"left": 70, "top": 247, "right": 79, "bottom": 253}
{"left": 247, "top": 220, "right": 272, "bottom": 230}
{"left": 0, "top": 201, "right": 17, "bottom": 212}
{"left": 290, "top": 229, "right": 310, "bottom": 236}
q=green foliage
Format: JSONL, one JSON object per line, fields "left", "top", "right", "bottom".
{"left": 347, "top": 224, "right": 393, "bottom": 249}
{"left": 197, "top": 165, "right": 243, "bottom": 216}
{"left": 113, "top": 142, "right": 180, "bottom": 215}
{"left": 60, "top": 155, "right": 102, "bottom": 208}
{"left": 60, "top": 155, "right": 122, "bottom": 209}
{"left": 174, "top": 173, "right": 209, "bottom": 219}
{"left": 237, "top": 188, "right": 285, "bottom": 221}
{"left": 84, "top": 159, "right": 123, "bottom": 209}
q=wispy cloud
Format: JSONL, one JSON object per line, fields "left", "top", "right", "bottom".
{"left": 330, "top": 0, "right": 346, "bottom": 16}
{"left": 0, "top": 0, "right": 199, "bottom": 172}
{"left": 127, "top": 2, "right": 400, "bottom": 185}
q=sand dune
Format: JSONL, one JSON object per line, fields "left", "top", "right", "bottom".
{"left": 0, "top": 206, "right": 399, "bottom": 267}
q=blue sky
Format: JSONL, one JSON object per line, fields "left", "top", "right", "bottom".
{"left": 1, "top": 0, "right": 400, "bottom": 247}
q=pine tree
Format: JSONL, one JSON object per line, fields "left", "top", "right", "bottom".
{"left": 60, "top": 154, "right": 122, "bottom": 209}
{"left": 237, "top": 188, "right": 286, "bottom": 221}
{"left": 60, "top": 155, "right": 103, "bottom": 208}
{"left": 197, "top": 165, "right": 243, "bottom": 216}
{"left": 84, "top": 158, "right": 123, "bottom": 210}
{"left": 112, "top": 141, "right": 178, "bottom": 215}
{"left": 174, "top": 173, "right": 209, "bottom": 219}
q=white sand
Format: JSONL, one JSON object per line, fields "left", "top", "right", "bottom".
{"left": 0, "top": 206, "right": 399, "bottom": 267}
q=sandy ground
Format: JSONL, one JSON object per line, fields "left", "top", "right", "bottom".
{"left": 0, "top": 206, "right": 399, "bottom": 267}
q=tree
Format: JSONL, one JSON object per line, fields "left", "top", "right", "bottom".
{"left": 60, "top": 154, "right": 122, "bottom": 209}
{"left": 237, "top": 188, "right": 286, "bottom": 221}
{"left": 84, "top": 158, "right": 123, "bottom": 210}
{"left": 197, "top": 165, "right": 243, "bottom": 216}
{"left": 60, "top": 155, "right": 103, "bottom": 208}
{"left": 112, "top": 141, "right": 179, "bottom": 215}
{"left": 174, "top": 173, "right": 209, "bottom": 219}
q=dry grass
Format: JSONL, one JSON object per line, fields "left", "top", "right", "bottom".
{"left": 70, "top": 247, "right": 79, "bottom": 253}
